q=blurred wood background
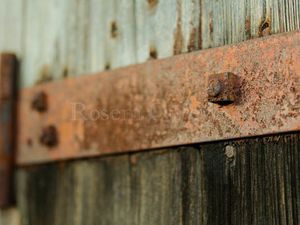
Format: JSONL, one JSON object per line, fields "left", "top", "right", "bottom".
{"left": 0, "top": 0, "right": 299, "bottom": 224}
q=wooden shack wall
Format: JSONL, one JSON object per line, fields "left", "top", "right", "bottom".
{"left": 0, "top": 0, "right": 299, "bottom": 224}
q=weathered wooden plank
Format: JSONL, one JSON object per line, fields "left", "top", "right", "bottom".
{"left": 88, "top": 0, "right": 136, "bottom": 72}
{"left": 17, "top": 133, "right": 300, "bottom": 225}
{"left": 201, "top": 133, "right": 300, "bottom": 225}
{"left": 135, "top": 0, "right": 201, "bottom": 61}
{"left": 21, "top": 0, "right": 137, "bottom": 87}
{"left": 17, "top": 148, "right": 202, "bottom": 225}
{"left": 15, "top": 0, "right": 300, "bottom": 87}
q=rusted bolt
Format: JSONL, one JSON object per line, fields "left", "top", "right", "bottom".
{"left": 39, "top": 125, "right": 58, "bottom": 148}
{"left": 31, "top": 91, "right": 47, "bottom": 112}
{"left": 208, "top": 79, "right": 222, "bottom": 97}
{"left": 207, "top": 72, "right": 239, "bottom": 105}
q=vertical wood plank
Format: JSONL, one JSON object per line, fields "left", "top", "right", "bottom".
{"left": 201, "top": 133, "right": 300, "bottom": 225}
{"left": 16, "top": 0, "right": 300, "bottom": 87}
{"left": 88, "top": 0, "right": 136, "bottom": 72}
{"left": 21, "top": 0, "right": 61, "bottom": 86}
{"left": 135, "top": 0, "right": 201, "bottom": 62}
{"left": 17, "top": 133, "right": 300, "bottom": 225}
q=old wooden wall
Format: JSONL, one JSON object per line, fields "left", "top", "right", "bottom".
{"left": 0, "top": 0, "right": 299, "bottom": 224}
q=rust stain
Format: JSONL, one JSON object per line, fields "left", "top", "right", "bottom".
{"left": 16, "top": 32, "right": 300, "bottom": 165}
{"left": 209, "top": 14, "right": 213, "bottom": 35}
{"left": 110, "top": 21, "right": 118, "bottom": 38}
{"left": 173, "top": 1, "right": 183, "bottom": 54}
{"left": 147, "top": 0, "right": 158, "bottom": 9}
{"left": 188, "top": 28, "right": 197, "bottom": 52}
{"left": 173, "top": 25, "right": 183, "bottom": 54}
{"left": 36, "top": 65, "right": 52, "bottom": 85}
{"left": 245, "top": 17, "right": 251, "bottom": 38}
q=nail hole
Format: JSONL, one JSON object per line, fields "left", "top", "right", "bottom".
{"left": 105, "top": 63, "right": 111, "bottom": 70}
{"left": 149, "top": 47, "right": 157, "bottom": 59}
{"left": 63, "top": 67, "right": 69, "bottom": 78}
{"left": 111, "top": 21, "right": 118, "bottom": 38}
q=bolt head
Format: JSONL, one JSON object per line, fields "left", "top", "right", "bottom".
{"left": 208, "top": 79, "right": 222, "bottom": 97}
{"left": 207, "top": 72, "right": 239, "bottom": 105}
{"left": 40, "top": 125, "right": 58, "bottom": 148}
{"left": 32, "top": 91, "right": 47, "bottom": 112}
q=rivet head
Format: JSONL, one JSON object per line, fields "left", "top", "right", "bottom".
{"left": 32, "top": 91, "right": 47, "bottom": 112}
{"left": 40, "top": 125, "right": 58, "bottom": 148}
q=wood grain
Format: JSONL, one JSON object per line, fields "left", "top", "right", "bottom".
{"left": 1, "top": 0, "right": 299, "bottom": 87}
{"left": 17, "top": 133, "right": 300, "bottom": 225}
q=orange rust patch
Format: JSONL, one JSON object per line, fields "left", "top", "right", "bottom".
{"left": 147, "top": 0, "right": 158, "bottom": 9}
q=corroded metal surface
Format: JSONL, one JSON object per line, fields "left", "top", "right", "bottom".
{"left": 17, "top": 32, "right": 300, "bottom": 165}
{"left": 0, "top": 53, "right": 18, "bottom": 207}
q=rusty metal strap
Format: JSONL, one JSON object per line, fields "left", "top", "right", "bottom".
{"left": 17, "top": 32, "right": 300, "bottom": 165}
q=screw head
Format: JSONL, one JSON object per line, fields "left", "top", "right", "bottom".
{"left": 208, "top": 79, "right": 222, "bottom": 97}
{"left": 32, "top": 91, "right": 47, "bottom": 112}
{"left": 40, "top": 125, "right": 58, "bottom": 148}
